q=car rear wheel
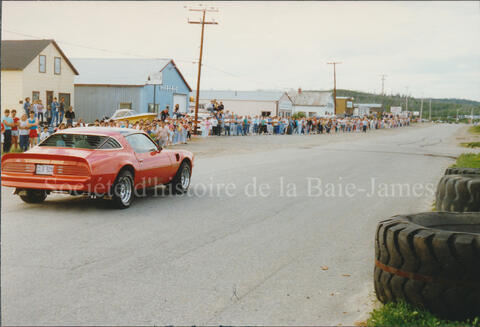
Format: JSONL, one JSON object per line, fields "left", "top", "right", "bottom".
{"left": 168, "top": 161, "right": 191, "bottom": 194}
{"left": 19, "top": 189, "right": 47, "bottom": 203}
{"left": 111, "top": 170, "right": 134, "bottom": 209}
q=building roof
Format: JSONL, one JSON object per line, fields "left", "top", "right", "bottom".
{"left": 287, "top": 90, "right": 333, "bottom": 106}
{"left": 196, "top": 90, "right": 290, "bottom": 102}
{"left": 72, "top": 58, "right": 192, "bottom": 91}
{"left": 1, "top": 39, "right": 79, "bottom": 74}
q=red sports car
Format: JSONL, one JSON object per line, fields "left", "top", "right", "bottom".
{"left": 1, "top": 127, "right": 194, "bottom": 208}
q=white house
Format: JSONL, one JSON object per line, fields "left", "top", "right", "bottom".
{"left": 287, "top": 89, "right": 334, "bottom": 117}
{"left": 1, "top": 39, "right": 79, "bottom": 114}
{"left": 194, "top": 90, "right": 293, "bottom": 117}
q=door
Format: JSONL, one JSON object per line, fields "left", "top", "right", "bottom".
{"left": 124, "top": 133, "right": 172, "bottom": 187}
{"left": 59, "top": 93, "right": 71, "bottom": 109}
{"left": 46, "top": 91, "right": 53, "bottom": 107}
{"left": 173, "top": 94, "right": 187, "bottom": 113}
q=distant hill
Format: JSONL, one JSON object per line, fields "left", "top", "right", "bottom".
{"left": 334, "top": 89, "right": 480, "bottom": 119}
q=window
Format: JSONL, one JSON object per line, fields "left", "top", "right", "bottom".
{"left": 100, "top": 137, "right": 122, "bottom": 149}
{"left": 261, "top": 111, "right": 271, "bottom": 117}
{"left": 119, "top": 103, "right": 132, "bottom": 109}
{"left": 32, "top": 91, "right": 40, "bottom": 101}
{"left": 148, "top": 103, "right": 159, "bottom": 113}
{"left": 39, "top": 55, "right": 46, "bottom": 73}
{"left": 125, "top": 133, "right": 158, "bottom": 153}
{"left": 54, "top": 57, "right": 61, "bottom": 75}
{"left": 39, "top": 134, "right": 108, "bottom": 149}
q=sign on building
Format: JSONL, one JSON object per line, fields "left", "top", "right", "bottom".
{"left": 146, "top": 71, "right": 163, "bottom": 85}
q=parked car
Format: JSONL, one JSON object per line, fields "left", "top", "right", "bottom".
{"left": 1, "top": 127, "right": 194, "bottom": 208}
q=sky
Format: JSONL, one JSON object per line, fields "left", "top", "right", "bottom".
{"left": 2, "top": 1, "right": 480, "bottom": 100}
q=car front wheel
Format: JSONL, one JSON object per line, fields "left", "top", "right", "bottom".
{"left": 168, "top": 161, "right": 191, "bottom": 194}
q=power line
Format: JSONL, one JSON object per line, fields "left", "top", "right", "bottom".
{"left": 3, "top": 28, "right": 237, "bottom": 77}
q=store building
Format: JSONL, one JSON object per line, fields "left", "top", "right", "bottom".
{"left": 73, "top": 58, "right": 191, "bottom": 122}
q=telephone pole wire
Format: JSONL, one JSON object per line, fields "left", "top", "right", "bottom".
{"left": 327, "top": 62, "right": 342, "bottom": 115}
{"left": 188, "top": 5, "right": 218, "bottom": 134}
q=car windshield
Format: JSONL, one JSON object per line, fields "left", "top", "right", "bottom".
{"left": 39, "top": 133, "right": 108, "bottom": 149}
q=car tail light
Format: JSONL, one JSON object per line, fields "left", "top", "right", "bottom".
{"left": 2, "top": 161, "right": 35, "bottom": 173}
{"left": 54, "top": 163, "right": 90, "bottom": 176}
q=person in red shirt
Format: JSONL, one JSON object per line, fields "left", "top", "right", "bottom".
{"left": 11, "top": 109, "right": 20, "bottom": 151}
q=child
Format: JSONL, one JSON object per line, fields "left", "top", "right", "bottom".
{"left": 40, "top": 126, "right": 50, "bottom": 142}
{"left": 27, "top": 111, "right": 39, "bottom": 148}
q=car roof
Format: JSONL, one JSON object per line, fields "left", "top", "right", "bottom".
{"left": 58, "top": 127, "right": 144, "bottom": 137}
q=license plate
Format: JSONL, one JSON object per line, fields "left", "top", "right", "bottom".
{"left": 36, "top": 164, "right": 54, "bottom": 175}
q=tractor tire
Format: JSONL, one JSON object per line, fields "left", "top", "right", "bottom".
{"left": 374, "top": 212, "right": 480, "bottom": 320}
{"left": 435, "top": 174, "right": 480, "bottom": 212}
{"left": 445, "top": 167, "right": 480, "bottom": 176}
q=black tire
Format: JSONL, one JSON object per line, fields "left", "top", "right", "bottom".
{"left": 445, "top": 167, "right": 480, "bottom": 176}
{"left": 167, "top": 161, "right": 191, "bottom": 194}
{"left": 435, "top": 174, "right": 480, "bottom": 212}
{"left": 374, "top": 212, "right": 480, "bottom": 320}
{"left": 111, "top": 170, "right": 134, "bottom": 209}
{"left": 19, "top": 189, "right": 47, "bottom": 203}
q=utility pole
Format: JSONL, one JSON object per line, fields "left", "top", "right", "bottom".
{"left": 188, "top": 5, "right": 218, "bottom": 134}
{"left": 429, "top": 98, "right": 432, "bottom": 121}
{"left": 380, "top": 74, "right": 387, "bottom": 112}
{"left": 420, "top": 97, "right": 423, "bottom": 121}
{"left": 327, "top": 61, "right": 342, "bottom": 115}
{"left": 405, "top": 86, "right": 409, "bottom": 112}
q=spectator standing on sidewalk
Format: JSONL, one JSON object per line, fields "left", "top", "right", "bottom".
{"left": 65, "top": 106, "right": 75, "bottom": 126}
{"left": 45, "top": 105, "right": 53, "bottom": 126}
{"left": 27, "top": 111, "right": 39, "bottom": 148}
{"left": 161, "top": 107, "right": 169, "bottom": 121}
{"left": 51, "top": 97, "right": 59, "bottom": 126}
{"left": 2, "top": 109, "right": 14, "bottom": 152}
{"left": 59, "top": 97, "right": 66, "bottom": 125}
{"left": 23, "top": 98, "right": 31, "bottom": 116}
{"left": 37, "top": 100, "right": 45, "bottom": 123}
{"left": 18, "top": 114, "right": 30, "bottom": 152}
{"left": 11, "top": 109, "right": 20, "bottom": 151}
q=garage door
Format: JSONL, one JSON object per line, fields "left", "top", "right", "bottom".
{"left": 173, "top": 94, "right": 188, "bottom": 113}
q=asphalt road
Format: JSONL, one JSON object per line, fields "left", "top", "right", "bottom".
{"left": 1, "top": 123, "right": 471, "bottom": 326}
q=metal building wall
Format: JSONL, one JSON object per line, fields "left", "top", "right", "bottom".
{"left": 74, "top": 86, "right": 143, "bottom": 123}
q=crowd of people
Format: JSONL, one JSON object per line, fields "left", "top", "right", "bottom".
{"left": 198, "top": 112, "right": 411, "bottom": 137}
{"left": 1, "top": 96, "right": 79, "bottom": 153}
{"left": 1, "top": 98, "right": 412, "bottom": 153}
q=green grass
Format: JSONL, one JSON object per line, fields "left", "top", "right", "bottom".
{"left": 469, "top": 125, "right": 480, "bottom": 135}
{"left": 460, "top": 142, "right": 480, "bottom": 148}
{"left": 452, "top": 153, "right": 480, "bottom": 169}
{"left": 367, "top": 301, "right": 479, "bottom": 327}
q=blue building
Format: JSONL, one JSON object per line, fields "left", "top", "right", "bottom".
{"left": 72, "top": 58, "right": 191, "bottom": 122}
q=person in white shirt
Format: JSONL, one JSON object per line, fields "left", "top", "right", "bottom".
{"left": 40, "top": 126, "right": 50, "bottom": 141}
